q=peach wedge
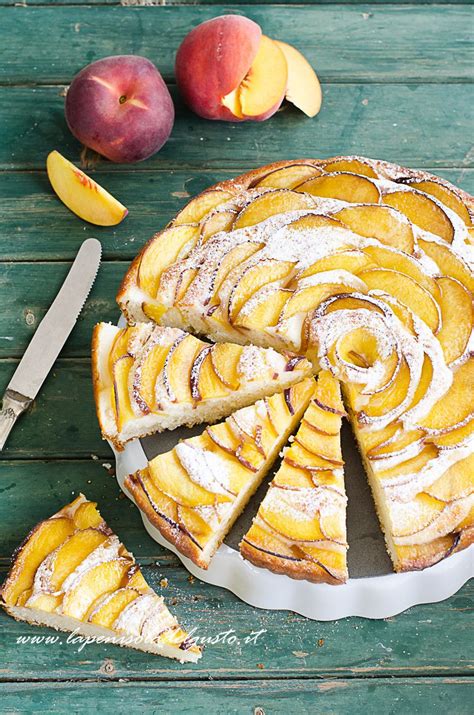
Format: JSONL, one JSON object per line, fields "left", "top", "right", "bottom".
{"left": 46, "top": 150, "right": 128, "bottom": 226}
{"left": 274, "top": 41, "right": 322, "bottom": 118}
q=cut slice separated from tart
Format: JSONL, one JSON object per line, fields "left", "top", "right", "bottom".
{"left": 241, "top": 370, "right": 348, "bottom": 584}
{"left": 0, "top": 495, "right": 201, "bottom": 662}
{"left": 125, "top": 378, "right": 315, "bottom": 569}
{"left": 92, "top": 322, "right": 312, "bottom": 450}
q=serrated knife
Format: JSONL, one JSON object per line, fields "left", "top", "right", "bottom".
{"left": 0, "top": 238, "right": 102, "bottom": 450}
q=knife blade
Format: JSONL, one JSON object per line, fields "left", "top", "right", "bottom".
{"left": 0, "top": 238, "right": 102, "bottom": 450}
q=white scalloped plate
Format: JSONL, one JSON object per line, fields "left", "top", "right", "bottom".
{"left": 114, "top": 436, "right": 473, "bottom": 621}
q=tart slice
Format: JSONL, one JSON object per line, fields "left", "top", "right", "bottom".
{"left": 350, "top": 357, "right": 474, "bottom": 573}
{"left": 92, "top": 322, "right": 312, "bottom": 449}
{"left": 0, "top": 495, "right": 201, "bottom": 662}
{"left": 241, "top": 370, "right": 348, "bottom": 584}
{"left": 125, "top": 378, "right": 315, "bottom": 569}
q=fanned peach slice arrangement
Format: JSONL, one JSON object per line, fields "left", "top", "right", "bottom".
{"left": 47, "top": 151, "right": 128, "bottom": 226}
{"left": 92, "top": 322, "right": 312, "bottom": 449}
{"left": 0, "top": 495, "right": 201, "bottom": 662}
{"left": 241, "top": 371, "right": 347, "bottom": 584}
{"left": 125, "top": 378, "right": 315, "bottom": 568}
{"left": 114, "top": 155, "right": 474, "bottom": 575}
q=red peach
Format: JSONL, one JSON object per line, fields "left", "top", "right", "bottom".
{"left": 65, "top": 55, "right": 174, "bottom": 163}
{"left": 175, "top": 15, "right": 287, "bottom": 123}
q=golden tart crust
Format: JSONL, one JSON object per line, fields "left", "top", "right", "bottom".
{"left": 241, "top": 370, "right": 348, "bottom": 585}
{"left": 92, "top": 321, "right": 311, "bottom": 450}
{"left": 125, "top": 378, "right": 315, "bottom": 569}
{"left": 115, "top": 156, "right": 473, "bottom": 575}
{"left": 0, "top": 495, "right": 201, "bottom": 661}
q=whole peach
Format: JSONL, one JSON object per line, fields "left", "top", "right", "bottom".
{"left": 65, "top": 55, "right": 174, "bottom": 163}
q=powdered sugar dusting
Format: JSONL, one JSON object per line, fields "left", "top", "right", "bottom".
{"left": 175, "top": 442, "right": 232, "bottom": 495}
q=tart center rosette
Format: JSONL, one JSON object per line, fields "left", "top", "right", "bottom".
{"left": 111, "top": 156, "right": 474, "bottom": 575}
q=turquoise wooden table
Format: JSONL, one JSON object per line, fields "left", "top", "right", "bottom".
{"left": 1, "top": 0, "right": 473, "bottom": 712}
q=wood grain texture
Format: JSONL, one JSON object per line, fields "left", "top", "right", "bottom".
{"left": 0, "top": 460, "right": 472, "bottom": 682}
{"left": 0, "top": 0, "right": 473, "bottom": 699}
{"left": 1, "top": 0, "right": 472, "bottom": 5}
{"left": 2, "top": 6, "right": 473, "bottom": 83}
{"left": 0, "top": 679, "right": 473, "bottom": 713}
{"left": 0, "top": 359, "right": 106, "bottom": 458}
{"left": 2, "top": 84, "right": 474, "bottom": 172}
{"left": 0, "top": 262, "right": 121, "bottom": 358}
{"left": 1, "top": 168, "right": 473, "bottom": 261}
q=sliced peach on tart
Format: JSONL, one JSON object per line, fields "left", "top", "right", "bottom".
{"left": 279, "top": 276, "right": 367, "bottom": 322}
{"left": 359, "top": 268, "right": 440, "bottom": 333}
{"left": 335, "top": 204, "right": 415, "bottom": 254}
{"left": 323, "top": 158, "right": 379, "bottom": 179}
{"left": 295, "top": 172, "right": 381, "bottom": 204}
{"left": 47, "top": 150, "right": 128, "bottom": 226}
{"left": 135, "top": 341, "right": 170, "bottom": 412}
{"left": 200, "top": 210, "right": 236, "bottom": 242}
{"left": 88, "top": 587, "right": 141, "bottom": 629}
{"left": 241, "top": 370, "right": 347, "bottom": 584}
{"left": 435, "top": 276, "right": 473, "bottom": 365}
{"left": 137, "top": 225, "right": 200, "bottom": 299}
{"left": 384, "top": 190, "right": 454, "bottom": 243}
{"left": 208, "top": 342, "right": 244, "bottom": 391}
{"left": 162, "top": 333, "right": 203, "bottom": 403}
{"left": 1, "top": 517, "right": 75, "bottom": 606}
{"left": 425, "top": 454, "right": 474, "bottom": 502}
{"left": 190, "top": 346, "right": 228, "bottom": 401}
{"left": 46, "top": 528, "right": 109, "bottom": 593}
{"left": 362, "top": 245, "right": 437, "bottom": 295}
{"left": 209, "top": 241, "right": 265, "bottom": 303}
{"left": 227, "top": 259, "right": 294, "bottom": 322}
{"left": 125, "top": 381, "right": 315, "bottom": 568}
{"left": 418, "top": 239, "right": 474, "bottom": 292}
{"left": 414, "top": 357, "right": 474, "bottom": 434}
{"left": 233, "top": 285, "right": 292, "bottom": 331}
{"left": 0, "top": 495, "right": 201, "bottom": 662}
{"left": 173, "top": 189, "right": 236, "bottom": 225}
{"left": 427, "top": 418, "right": 474, "bottom": 450}
{"left": 112, "top": 354, "right": 136, "bottom": 432}
{"left": 233, "top": 190, "right": 314, "bottom": 229}
{"left": 398, "top": 178, "right": 472, "bottom": 227}
{"left": 297, "top": 249, "right": 375, "bottom": 280}
{"left": 253, "top": 164, "right": 322, "bottom": 189}
{"left": 62, "top": 557, "right": 132, "bottom": 621}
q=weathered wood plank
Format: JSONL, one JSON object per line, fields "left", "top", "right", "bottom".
{"left": 1, "top": 0, "right": 472, "bottom": 6}
{"left": 0, "top": 359, "right": 106, "bottom": 459}
{"left": 1, "top": 84, "right": 472, "bottom": 171}
{"left": 2, "top": 6, "right": 473, "bottom": 84}
{"left": 1, "top": 168, "right": 472, "bottom": 262}
{"left": 0, "top": 679, "right": 473, "bottom": 712}
{"left": 0, "top": 459, "right": 472, "bottom": 680}
{"left": 0, "top": 169, "right": 229, "bottom": 262}
{"left": 0, "top": 261, "right": 120, "bottom": 359}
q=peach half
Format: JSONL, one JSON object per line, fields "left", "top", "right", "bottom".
{"left": 175, "top": 15, "right": 321, "bottom": 122}
{"left": 46, "top": 150, "right": 128, "bottom": 226}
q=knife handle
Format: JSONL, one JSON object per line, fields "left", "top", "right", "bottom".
{"left": 0, "top": 389, "right": 32, "bottom": 451}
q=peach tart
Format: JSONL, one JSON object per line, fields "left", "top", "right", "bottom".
{"left": 0, "top": 495, "right": 201, "bottom": 662}
{"left": 92, "top": 322, "right": 312, "bottom": 449}
{"left": 241, "top": 370, "right": 347, "bottom": 584}
{"left": 125, "top": 378, "right": 315, "bottom": 568}
{"left": 116, "top": 156, "right": 474, "bottom": 575}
